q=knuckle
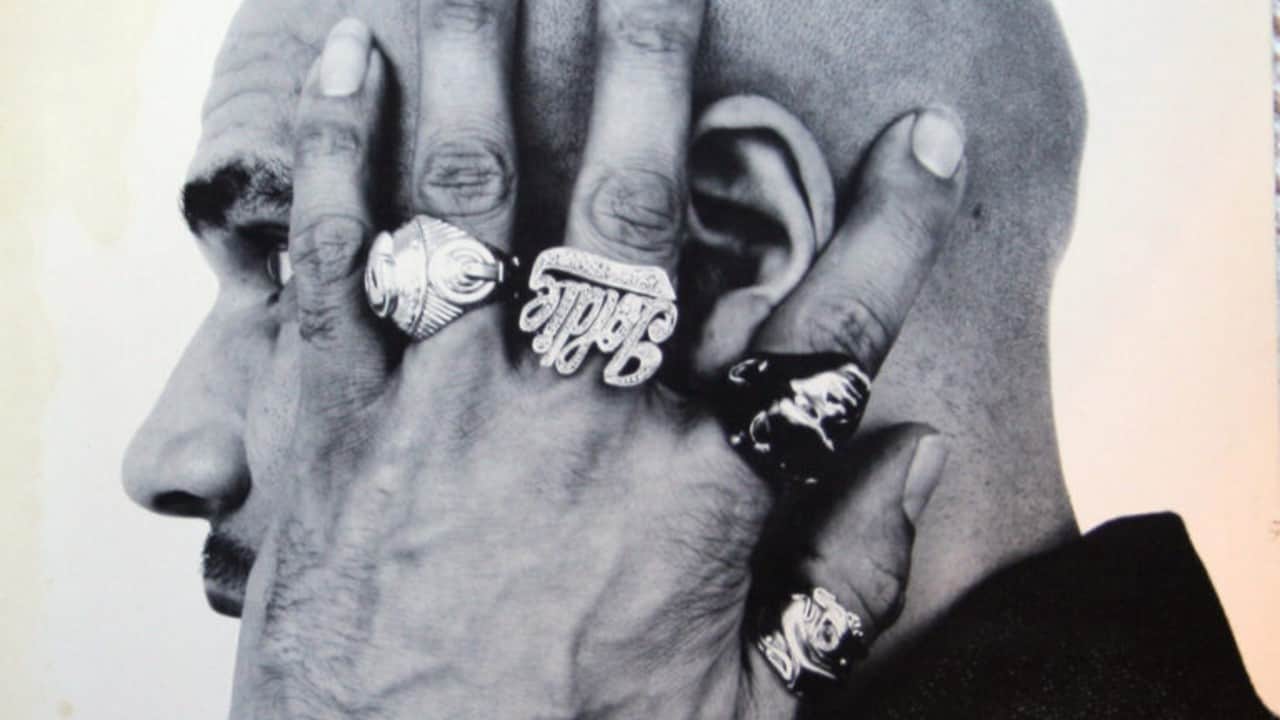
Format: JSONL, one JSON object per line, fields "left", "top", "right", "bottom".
{"left": 800, "top": 550, "right": 904, "bottom": 640}
{"left": 297, "top": 304, "right": 341, "bottom": 346}
{"left": 293, "top": 117, "right": 365, "bottom": 168}
{"left": 605, "top": 2, "right": 698, "bottom": 59}
{"left": 849, "top": 554, "right": 907, "bottom": 630}
{"left": 585, "top": 168, "right": 682, "bottom": 262}
{"left": 417, "top": 137, "right": 515, "bottom": 218}
{"left": 292, "top": 215, "right": 369, "bottom": 288}
{"left": 430, "top": 0, "right": 500, "bottom": 33}
{"left": 803, "top": 294, "right": 893, "bottom": 370}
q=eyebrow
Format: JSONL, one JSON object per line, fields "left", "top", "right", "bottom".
{"left": 180, "top": 160, "right": 292, "bottom": 235}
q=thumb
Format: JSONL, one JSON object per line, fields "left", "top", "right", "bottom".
{"left": 744, "top": 424, "right": 947, "bottom": 708}
{"left": 803, "top": 424, "right": 946, "bottom": 638}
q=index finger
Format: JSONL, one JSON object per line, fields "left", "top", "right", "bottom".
{"left": 753, "top": 108, "right": 967, "bottom": 375}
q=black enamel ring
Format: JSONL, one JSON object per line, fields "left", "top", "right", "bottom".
{"left": 718, "top": 353, "right": 871, "bottom": 487}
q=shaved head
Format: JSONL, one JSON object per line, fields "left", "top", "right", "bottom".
{"left": 182, "top": 0, "right": 1085, "bottom": 662}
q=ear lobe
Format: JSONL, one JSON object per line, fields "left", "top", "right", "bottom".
{"left": 685, "top": 95, "right": 835, "bottom": 381}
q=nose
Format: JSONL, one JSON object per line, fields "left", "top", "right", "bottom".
{"left": 123, "top": 309, "right": 253, "bottom": 519}
{"left": 124, "top": 422, "right": 249, "bottom": 517}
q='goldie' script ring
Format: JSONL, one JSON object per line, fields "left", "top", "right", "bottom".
{"left": 365, "top": 216, "right": 511, "bottom": 341}
{"left": 517, "top": 247, "right": 678, "bottom": 388}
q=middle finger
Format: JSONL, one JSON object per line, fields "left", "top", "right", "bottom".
{"left": 563, "top": 0, "right": 707, "bottom": 274}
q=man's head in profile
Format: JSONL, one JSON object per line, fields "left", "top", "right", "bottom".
{"left": 122, "top": 0, "right": 1084, "bottom": 655}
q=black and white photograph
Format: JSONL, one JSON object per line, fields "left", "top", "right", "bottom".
{"left": 4, "top": 1, "right": 1278, "bottom": 717}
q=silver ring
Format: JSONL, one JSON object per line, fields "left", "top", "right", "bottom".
{"left": 365, "top": 216, "right": 509, "bottom": 341}
{"left": 757, "top": 586, "right": 865, "bottom": 695}
{"left": 516, "top": 247, "right": 678, "bottom": 388}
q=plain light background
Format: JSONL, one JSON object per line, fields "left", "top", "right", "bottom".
{"left": 3, "top": 1, "right": 1276, "bottom": 716}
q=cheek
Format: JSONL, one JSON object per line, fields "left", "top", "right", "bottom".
{"left": 243, "top": 319, "right": 303, "bottom": 520}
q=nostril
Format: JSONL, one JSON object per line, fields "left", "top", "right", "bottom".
{"left": 152, "top": 491, "right": 214, "bottom": 518}
{"left": 123, "top": 424, "right": 252, "bottom": 518}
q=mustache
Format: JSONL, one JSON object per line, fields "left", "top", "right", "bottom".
{"left": 201, "top": 530, "right": 256, "bottom": 592}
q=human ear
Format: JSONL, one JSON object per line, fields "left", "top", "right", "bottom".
{"left": 681, "top": 95, "right": 836, "bottom": 385}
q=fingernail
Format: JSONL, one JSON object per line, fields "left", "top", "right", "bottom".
{"left": 902, "top": 434, "right": 948, "bottom": 524}
{"left": 911, "top": 108, "right": 965, "bottom": 180}
{"left": 320, "top": 18, "right": 372, "bottom": 97}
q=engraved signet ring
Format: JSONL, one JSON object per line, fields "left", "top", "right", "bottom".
{"left": 364, "top": 216, "right": 511, "bottom": 341}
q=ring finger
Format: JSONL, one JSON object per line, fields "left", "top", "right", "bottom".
{"left": 412, "top": 0, "right": 519, "bottom": 248}
{"left": 400, "top": 0, "right": 519, "bottom": 363}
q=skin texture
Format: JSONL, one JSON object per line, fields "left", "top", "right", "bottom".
{"left": 123, "top": 0, "right": 1085, "bottom": 683}
{"left": 228, "top": 11, "right": 966, "bottom": 717}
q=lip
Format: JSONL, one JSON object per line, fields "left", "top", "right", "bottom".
{"left": 204, "top": 579, "right": 244, "bottom": 618}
